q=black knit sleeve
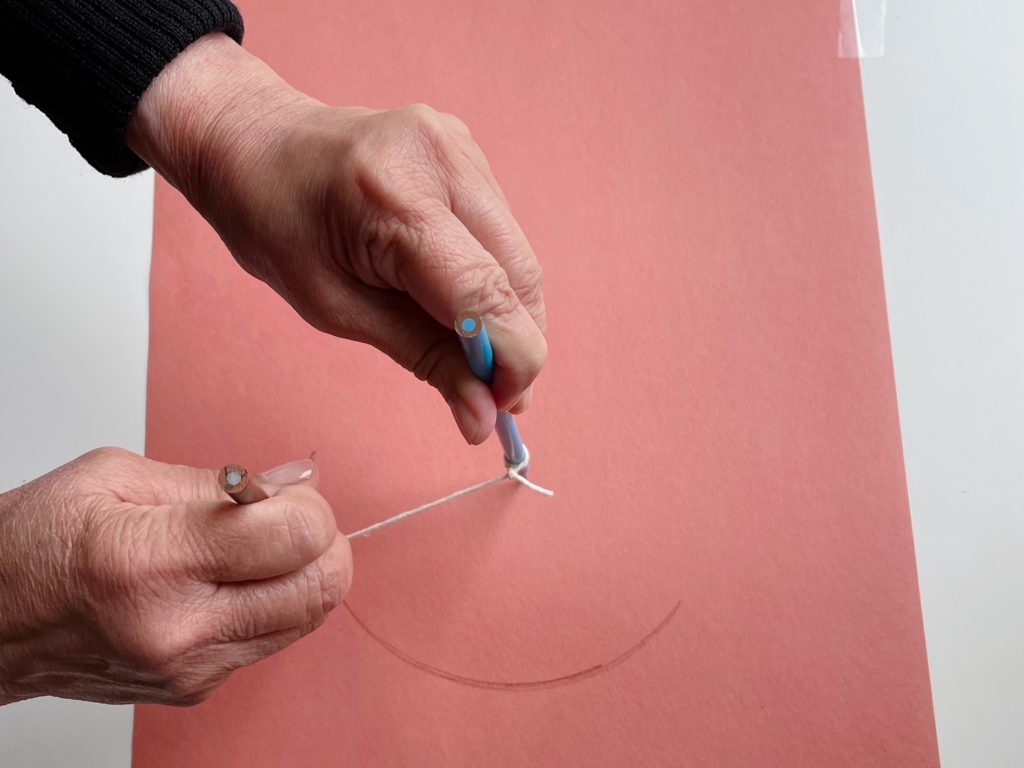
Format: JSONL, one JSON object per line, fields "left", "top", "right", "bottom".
{"left": 0, "top": 1, "right": 244, "bottom": 177}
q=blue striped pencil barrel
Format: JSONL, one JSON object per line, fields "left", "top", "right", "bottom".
{"left": 455, "top": 310, "right": 529, "bottom": 470}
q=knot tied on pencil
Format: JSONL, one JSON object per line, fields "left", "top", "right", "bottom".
{"left": 455, "top": 309, "right": 531, "bottom": 470}
{"left": 347, "top": 309, "right": 553, "bottom": 538}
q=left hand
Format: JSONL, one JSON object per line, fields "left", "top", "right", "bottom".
{"left": 0, "top": 448, "right": 350, "bottom": 706}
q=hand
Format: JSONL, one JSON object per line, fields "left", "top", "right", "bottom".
{"left": 127, "top": 33, "right": 548, "bottom": 446}
{"left": 0, "top": 448, "right": 350, "bottom": 706}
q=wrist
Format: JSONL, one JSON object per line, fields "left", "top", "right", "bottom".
{"left": 126, "top": 32, "right": 318, "bottom": 211}
{"left": 0, "top": 485, "right": 81, "bottom": 704}
{"left": 0, "top": 489, "right": 22, "bottom": 704}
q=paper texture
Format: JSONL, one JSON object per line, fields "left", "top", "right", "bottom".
{"left": 135, "top": 0, "right": 938, "bottom": 765}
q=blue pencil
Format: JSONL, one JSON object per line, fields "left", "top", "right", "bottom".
{"left": 456, "top": 310, "right": 529, "bottom": 470}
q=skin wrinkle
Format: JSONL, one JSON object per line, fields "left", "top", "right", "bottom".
{"left": 461, "top": 263, "right": 522, "bottom": 329}
{"left": 458, "top": 196, "right": 544, "bottom": 319}
{"left": 411, "top": 335, "right": 458, "bottom": 386}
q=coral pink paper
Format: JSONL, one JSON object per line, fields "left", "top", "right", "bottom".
{"left": 134, "top": 0, "right": 939, "bottom": 765}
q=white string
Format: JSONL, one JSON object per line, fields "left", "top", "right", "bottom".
{"left": 346, "top": 445, "right": 553, "bottom": 540}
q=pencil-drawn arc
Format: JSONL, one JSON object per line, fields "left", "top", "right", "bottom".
{"left": 343, "top": 599, "right": 681, "bottom": 691}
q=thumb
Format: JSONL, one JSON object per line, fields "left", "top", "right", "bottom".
{"left": 74, "top": 448, "right": 226, "bottom": 506}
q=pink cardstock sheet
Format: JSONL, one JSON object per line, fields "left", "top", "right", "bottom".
{"left": 134, "top": 1, "right": 940, "bottom": 765}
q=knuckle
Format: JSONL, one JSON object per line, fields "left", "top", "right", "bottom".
{"left": 400, "top": 103, "right": 455, "bottom": 159}
{"left": 132, "top": 627, "right": 192, "bottom": 673}
{"left": 82, "top": 446, "right": 131, "bottom": 465}
{"left": 72, "top": 447, "right": 143, "bottom": 499}
{"left": 405, "top": 102, "right": 441, "bottom": 131}
{"left": 410, "top": 336, "right": 452, "bottom": 387}
{"left": 467, "top": 266, "right": 520, "bottom": 324}
{"left": 442, "top": 112, "right": 472, "bottom": 137}
{"left": 307, "top": 540, "right": 352, "bottom": 626}
{"left": 79, "top": 446, "right": 136, "bottom": 476}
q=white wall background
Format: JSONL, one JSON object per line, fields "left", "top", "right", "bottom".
{"left": 0, "top": 84, "right": 151, "bottom": 767}
{"left": 860, "top": 2, "right": 1024, "bottom": 765}
{"left": 0, "top": 2, "right": 1021, "bottom": 765}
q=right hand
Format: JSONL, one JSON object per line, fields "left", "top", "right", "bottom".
{"left": 127, "top": 33, "right": 548, "bottom": 445}
{"left": 0, "top": 447, "right": 351, "bottom": 706}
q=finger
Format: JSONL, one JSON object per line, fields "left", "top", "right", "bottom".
{"left": 213, "top": 535, "right": 351, "bottom": 642}
{"left": 310, "top": 282, "right": 498, "bottom": 444}
{"left": 173, "top": 484, "right": 338, "bottom": 582}
{"left": 447, "top": 161, "right": 547, "bottom": 336}
{"left": 76, "top": 448, "right": 227, "bottom": 506}
{"left": 215, "top": 626, "right": 308, "bottom": 672}
{"left": 388, "top": 203, "right": 548, "bottom": 410}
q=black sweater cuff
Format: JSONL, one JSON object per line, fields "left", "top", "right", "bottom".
{"left": 0, "top": 1, "right": 244, "bottom": 177}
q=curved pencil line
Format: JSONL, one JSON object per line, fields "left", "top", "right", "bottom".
{"left": 343, "top": 600, "right": 681, "bottom": 691}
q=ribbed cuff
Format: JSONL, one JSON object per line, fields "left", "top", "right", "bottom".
{"left": 0, "top": 0, "right": 244, "bottom": 176}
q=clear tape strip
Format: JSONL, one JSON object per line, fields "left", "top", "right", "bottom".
{"left": 838, "top": 0, "right": 887, "bottom": 59}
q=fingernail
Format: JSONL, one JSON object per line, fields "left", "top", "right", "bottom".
{"left": 258, "top": 457, "right": 318, "bottom": 489}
